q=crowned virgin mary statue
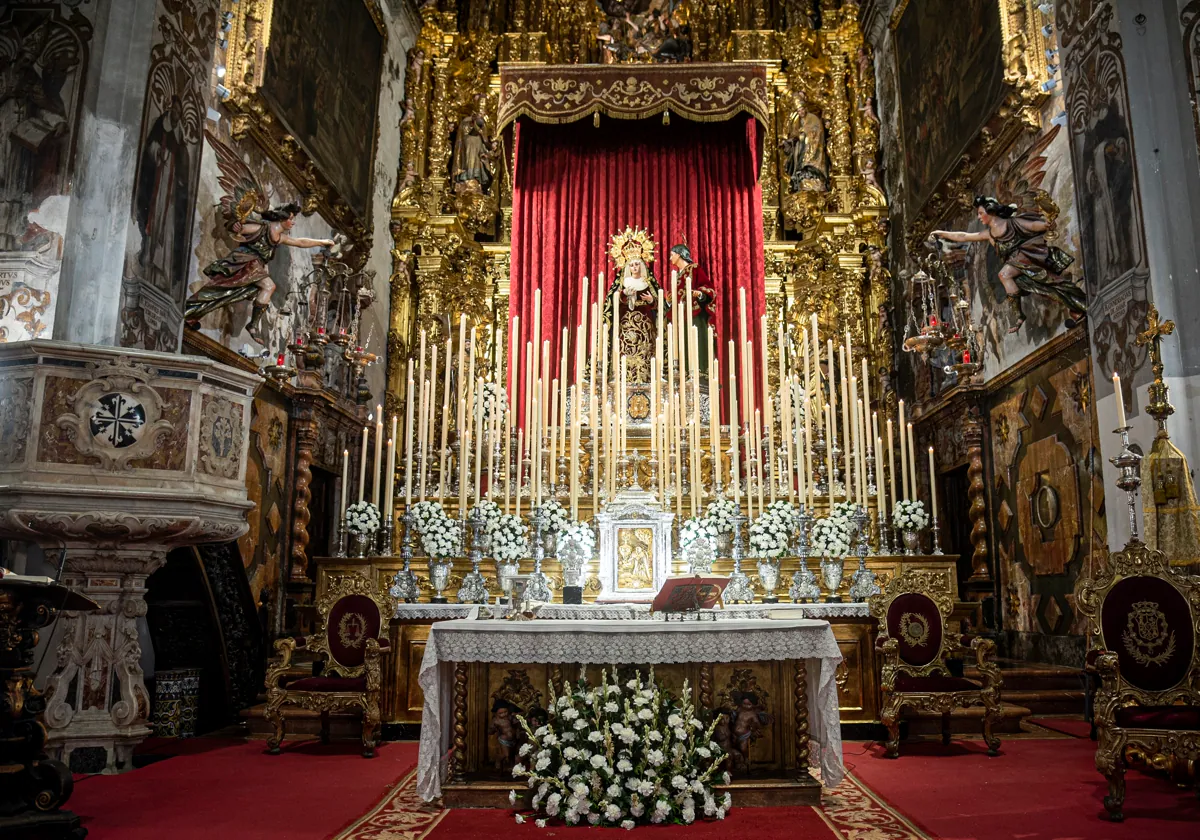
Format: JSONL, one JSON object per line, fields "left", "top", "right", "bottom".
{"left": 603, "top": 227, "right": 667, "bottom": 384}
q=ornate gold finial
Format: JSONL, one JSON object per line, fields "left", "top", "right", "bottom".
{"left": 608, "top": 225, "right": 656, "bottom": 269}
{"left": 1135, "top": 305, "right": 1176, "bottom": 436}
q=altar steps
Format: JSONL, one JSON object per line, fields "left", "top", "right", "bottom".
{"left": 967, "top": 659, "right": 1086, "bottom": 717}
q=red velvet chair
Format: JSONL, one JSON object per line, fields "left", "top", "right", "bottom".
{"left": 1077, "top": 542, "right": 1200, "bottom": 821}
{"left": 868, "top": 569, "right": 1003, "bottom": 758}
{"left": 264, "top": 574, "right": 391, "bottom": 757}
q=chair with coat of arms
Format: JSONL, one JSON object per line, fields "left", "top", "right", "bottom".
{"left": 868, "top": 569, "right": 1003, "bottom": 758}
{"left": 263, "top": 574, "right": 391, "bottom": 757}
{"left": 1076, "top": 541, "right": 1200, "bottom": 821}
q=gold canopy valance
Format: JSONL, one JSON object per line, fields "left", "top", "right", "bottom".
{"left": 497, "top": 63, "right": 770, "bottom": 129}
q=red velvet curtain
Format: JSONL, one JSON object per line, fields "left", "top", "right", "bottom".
{"left": 508, "top": 114, "right": 765, "bottom": 430}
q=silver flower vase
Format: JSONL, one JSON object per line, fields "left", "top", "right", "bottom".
{"left": 820, "top": 556, "right": 845, "bottom": 603}
{"left": 902, "top": 529, "right": 920, "bottom": 556}
{"left": 349, "top": 531, "right": 373, "bottom": 559}
{"left": 429, "top": 558, "right": 453, "bottom": 603}
{"left": 756, "top": 557, "right": 781, "bottom": 603}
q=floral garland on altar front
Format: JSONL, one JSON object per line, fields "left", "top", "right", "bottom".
{"left": 510, "top": 668, "right": 729, "bottom": 828}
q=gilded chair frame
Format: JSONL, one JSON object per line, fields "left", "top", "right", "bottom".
{"left": 263, "top": 574, "right": 392, "bottom": 758}
{"left": 868, "top": 569, "right": 1003, "bottom": 758}
{"left": 1076, "top": 541, "right": 1200, "bottom": 821}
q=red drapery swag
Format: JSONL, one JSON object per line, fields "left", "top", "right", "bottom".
{"left": 507, "top": 114, "right": 766, "bottom": 431}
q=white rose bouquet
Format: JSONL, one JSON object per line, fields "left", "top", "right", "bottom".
{"left": 471, "top": 499, "right": 502, "bottom": 530}
{"left": 893, "top": 499, "right": 930, "bottom": 531}
{"left": 810, "top": 515, "right": 853, "bottom": 558}
{"left": 679, "top": 517, "right": 717, "bottom": 550}
{"left": 491, "top": 513, "right": 529, "bottom": 562}
{"left": 510, "top": 667, "right": 730, "bottom": 828}
{"left": 703, "top": 499, "right": 740, "bottom": 536}
{"left": 345, "top": 501, "right": 381, "bottom": 537}
{"left": 832, "top": 501, "right": 859, "bottom": 522}
{"left": 535, "top": 500, "right": 570, "bottom": 536}
{"left": 748, "top": 510, "right": 791, "bottom": 559}
{"left": 764, "top": 500, "right": 801, "bottom": 531}
{"left": 408, "top": 500, "right": 448, "bottom": 536}
{"left": 474, "top": 381, "right": 508, "bottom": 426}
{"left": 556, "top": 521, "right": 596, "bottom": 558}
{"left": 421, "top": 515, "right": 462, "bottom": 559}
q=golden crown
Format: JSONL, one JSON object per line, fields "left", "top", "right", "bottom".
{"left": 608, "top": 225, "right": 656, "bottom": 269}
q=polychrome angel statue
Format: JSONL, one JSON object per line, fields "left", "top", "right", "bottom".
{"left": 930, "top": 126, "right": 1086, "bottom": 334}
{"left": 185, "top": 130, "right": 335, "bottom": 341}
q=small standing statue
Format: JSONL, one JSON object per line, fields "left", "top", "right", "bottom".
{"left": 452, "top": 95, "right": 495, "bottom": 195}
{"left": 668, "top": 242, "right": 716, "bottom": 374}
{"left": 780, "top": 96, "right": 828, "bottom": 192}
{"left": 931, "top": 195, "right": 1086, "bottom": 334}
{"left": 604, "top": 226, "right": 668, "bottom": 383}
{"left": 185, "top": 130, "right": 335, "bottom": 341}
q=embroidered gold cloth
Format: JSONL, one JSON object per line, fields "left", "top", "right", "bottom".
{"left": 497, "top": 63, "right": 769, "bottom": 129}
{"left": 1141, "top": 435, "right": 1200, "bottom": 568}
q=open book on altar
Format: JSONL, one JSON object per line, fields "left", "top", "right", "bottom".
{"left": 650, "top": 575, "right": 728, "bottom": 613}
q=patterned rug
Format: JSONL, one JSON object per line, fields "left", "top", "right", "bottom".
{"left": 332, "top": 770, "right": 929, "bottom": 840}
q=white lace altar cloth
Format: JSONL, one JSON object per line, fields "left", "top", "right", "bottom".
{"left": 415, "top": 617, "right": 845, "bottom": 801}
{"left": 394, "top": 601, "right": 869, "bottom": 621}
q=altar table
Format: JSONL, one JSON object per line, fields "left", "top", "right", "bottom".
{"left": 415, "top": 617, "right": 844, "bottom": 806}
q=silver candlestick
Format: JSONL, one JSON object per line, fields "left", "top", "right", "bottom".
{"left": 334, "top": 515, "right": 347, "bottom": 558}
{"left": 812, "top": 429, "right": 828, "bottom": 496}
{"left": 527, "top": 508, "right": 553, "bottom": 601}
{"left": 789, "top": 505, "right": 821, "bottom": 603}
{"left": 849, "top": 504, "right": 880, "bottom": 601}
{"left": 1110, "top": 425, "right": 1143, "bottom": 541}
{"left": 829, "top": 440, "right": 842, "bottom": 497}
{"left": 389, "top": 510, "right": 420, "bottom": 603}
{"left": 931, "top": 514, "right": 944, "bottom": 555}
{"left": 457, "top": 507, "right": 489, "bottom": 603}
{"left": 724, "top": 512, "right": 755, "bottom": 603}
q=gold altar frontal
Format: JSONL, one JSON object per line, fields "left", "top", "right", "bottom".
{"left": 313, "top": 553, "right": 966, "bottom": 738}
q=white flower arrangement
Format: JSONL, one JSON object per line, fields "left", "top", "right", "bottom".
{"left": 703, "top": 499, "right": 740, "bottom": 536}
{"left": 511, "top": 668, "right": 730, "bottom": 828}
{"left": 810, "top": 515, "right": 853, "bottom": 558}
{"left": 408, "top": 500, "right": 448, "bottom": 536}
{"left": 556, "top": 521, "right": 596, "bottom": 558}
{"left": 748, "top": 510, "right": 792, "bottom": 559}
{"left": 421, "top": 515, "right": 462, "bottom": 559}
{"left": 471, "top": 499, "right": 503, "bottom": 530}
{"left": 764, "top": 500, "right": 801, "bottom": 531}
{"left": 490, "top": 513, "right": 529, "bottom": 562}
{"left": 475, "top": 381, "right": 508, "bottom": 426}
{"left": 535, "top": 500, "right": 570, "bottom": 536}
{"left": 345, "top": 501, "right": 381, "bottom": 537}
{"left": 893, "top": 498, "right": 930, "bottom": 531}
{"left": 679, "top": 517, "right": 717, "bottom": 550}
{"left": 832, "top": 501, "right": 859, "bottom": 522}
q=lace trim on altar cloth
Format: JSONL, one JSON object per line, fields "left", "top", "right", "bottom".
{"left": 394, "top": 601, "right": 870, "bottom": 621}
{"left": 415, "top": 618, "right": 845, "bottom": 801}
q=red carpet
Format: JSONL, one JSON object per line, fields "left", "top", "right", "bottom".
{"left": 1027, "top": 717, "right": 1093, "bottom": 738}
{"left": 848, "top": 737, "right": 1200, "bottom": 839}
{"left": 70, "top": 738, "right": 419, "bottom": 840}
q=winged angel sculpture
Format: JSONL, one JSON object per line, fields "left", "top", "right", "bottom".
{"left": 184, "top": 129, "right": 335, "bottom": 341}
{"left": 931, "top": 126, "right": 1086, "bottom": 335}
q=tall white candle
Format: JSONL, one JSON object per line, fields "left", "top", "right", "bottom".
{"left": 907, "top": 422, "right": 918, "bottom": 503}
{"left": 729, "top": 339, "right": 740, "bottom": 508}
{"left": 340, "top": 448, "right": 349, "bottom": 517}
{"left": 1113, "top": 372, "right": 1127, "bottom": 427}
{"left": 372, "top": 404, "right": 384, "bottom": 507}
{"left": 877, "top": 435, "right": 887, "bottom": 546}
{"left": 388, "top": 414, "right": 398, "bottom": 515}
{"left": 897, "top": 400, "right": 908, "bottom": 501}
{"left": 887, "top": 417, "right": 897, "bottom": 507}
{"left": 403, "top": 373, "right": 414, "bottom": 506}
{"left": 928, "top": 446, "right": 938, "bottom": 523}
{"left": 358, "top": 424, "right": 368, "bottom": 503}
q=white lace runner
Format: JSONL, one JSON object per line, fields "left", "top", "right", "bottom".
{"left": 395, "top": 601, "right": 869, "bottom": 621}
{"left": 415, "top": 618, "right": 845, "bottom": 801}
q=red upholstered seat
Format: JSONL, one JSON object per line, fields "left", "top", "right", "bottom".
{"left": 1114, "top": 705, "right": 1200, "bottom": 730}
{"left": 885, "top": 593, "right": 944, "bottom": 667}
{"left": 894, "top": 675, "right": 981, "bottom": 693}
{"left": 287, "top": 676, "right": 367, "bottom": 693}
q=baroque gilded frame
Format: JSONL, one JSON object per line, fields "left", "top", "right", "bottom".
{"left": 892, "top": 0, "right": 1053, "bottom": 252}
{"left": 1075, "top": 541, "right": 1200, "bottom": 821}
{"left": 218, "top": 0, "right": 387, "bottom": 258}
{"left": 868, "top": 568, "right": 1003, "bottom": 758}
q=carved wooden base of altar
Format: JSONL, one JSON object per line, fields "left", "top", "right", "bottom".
{"left": 413, "top": 618, "right": 844, "bottom": 808}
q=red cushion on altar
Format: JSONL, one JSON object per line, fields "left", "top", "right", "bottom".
{"left": 288, "top": 676, "right": 367, "bottom": 693}
{"left": 326, "top": 594, "right": 383, "bottom": 669}
{"left": 886, "top": 593, "right": 944, "bottom": 668}
{"left": 1100, "top": 576, "right": 1195, "bottom": 692}
{"left": 894, "top": 675, "right": 980, "bottom": 693}
{"left": 1114, "top": 705, "right": 1200, "bottom": 730}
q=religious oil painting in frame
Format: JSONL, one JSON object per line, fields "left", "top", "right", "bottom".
{"left": 616, "top": 527, "right": 656, "bottom": 591}
{"left": 259, "top": 0, "right": 384, "bottom": 219}
{"left": 894, "top": 0, "right": 1007, "bottom": 215}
